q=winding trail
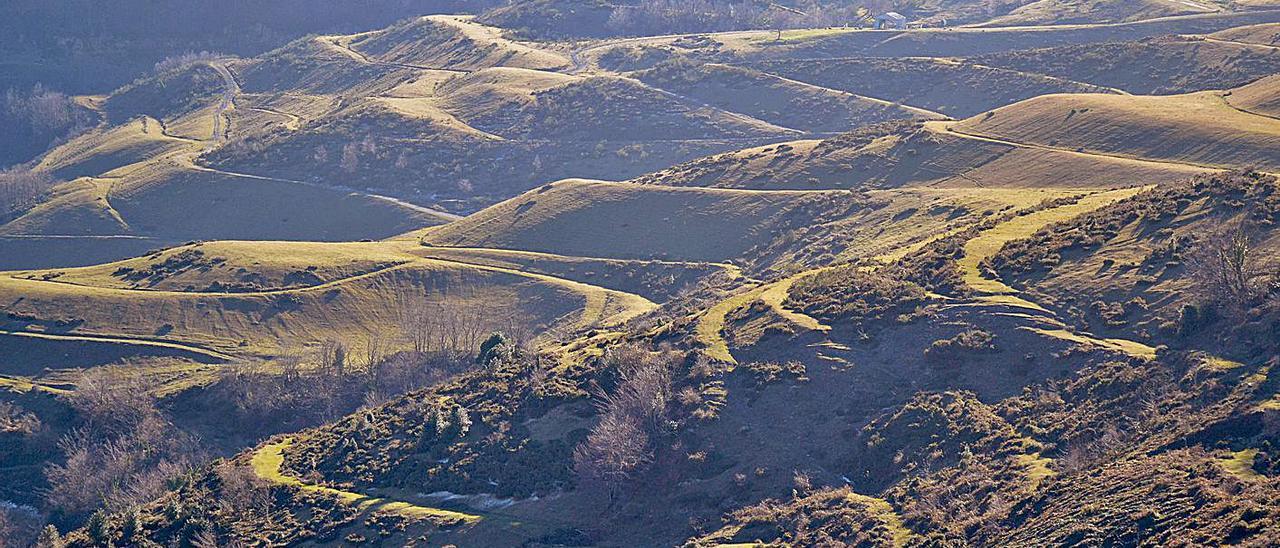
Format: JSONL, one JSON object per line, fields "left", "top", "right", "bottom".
{"left": 206, "top": 62, "right": 240, "bottom": 143}
{"left": 951, "top": 185, "right": 1161, "bottom": 361}
{"left": 0, "top": 329, "right": 234, "bottom": 363}
{"left": 3, "top": 245, "right": 657, "bottom": 358}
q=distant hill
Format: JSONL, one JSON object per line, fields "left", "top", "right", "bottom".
{"left": 976, "top": 35, "right": 1280, "bottom": 95}
{"left": 0, "top": 0, "right": 500, "bottom": 94}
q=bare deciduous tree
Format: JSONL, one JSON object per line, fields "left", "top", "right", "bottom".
{"left": 0, "top": 168, "right": 57, "bottom": 215}
{"left": 1188, "top": 220, "right": 1268, "bottom": 318}
{"left": 573, "top": 345, "right": 677, "bottom": 502}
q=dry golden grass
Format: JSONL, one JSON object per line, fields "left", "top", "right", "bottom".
{"left": 17, "top": 240, "right": 417, "bottom": 292}
{"left": 1218, "top": 448, "right": 1265, "bottom": 481}
{"left": 1210, "top": 22, "right": 1280, "bottom": 45}
{"left": 639, "top": 122, "right": 1205, "bottom": 192}
{"left": 35, "top": 117, "right": 191, "bottom": 179}
{"left": 958, "top": 187, "right": 1150, "bottom": 294}
{"left": 1228, "top": 74, "right": 1280, "bottom": 118}
{"left": 422, "top": 179, "right": 852, "bottom": 262}
{"left": 983, "top": 0, "right": 1214, "bottom": 27}
{"left": 347, "top": 15, "right": 569, "bottom": 72}
{"left": 953, "top": 90, "right": 1280, "bottom": 170}
{"left": 0, "top": 238, "right": 657, "bottom": 360}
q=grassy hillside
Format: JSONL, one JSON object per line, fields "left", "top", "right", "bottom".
{"left": 953, "top": 90, "right": 1280, "bottom": 170}
{"left": 749, "top": 57, "right": 1109, "bottom": 117}
{"left": 421, "top": 179, "right": 860, "bottom": 263}
{"left": 989, "top": 171, "right": 1280, "bottom": 359}
{"left": 476, "top": 0, "right": 614, "bottom": 39}
{"left": 348, "top": 15, "right": 570, "bottom": 71}
{"left": 693, "top": 9, "right": 1280, "bottom": 61}
{"left": 232, "top": 38, "right": 407, "bottom": 96}
{"left": 1210, "top": 22, "right": 1280, "bottom": 45}
{"left": 0, "top": 0, "right": 499, "bottom": 94}
{"left": 203, "top": 66, "right": 799, "bottom": 212}
{"left": 631, "top": 121, "right": 1205, "bottom": 191}
{"left": 976, "top": 35, "right": 1280, "bottom": 94}
{"left": 0, "top": 240, "right": 633, "bottom": 362}
{"left": 102, "top": 63, "right": 228, "bottom": 125}
{"left": 17, "top": 9, "right": 1280, "bottom": 545}
{"left": 33, "top": 118, "right": 191, "bottom": 180}
{"left": 633, "top": 60, "right": 936, "bottom": 133}
{"left": 982, "top": 0, "right": 1217, "bottom": 26}
{"left": 1229, "top": 73, "right": 1280, "bottom": 117}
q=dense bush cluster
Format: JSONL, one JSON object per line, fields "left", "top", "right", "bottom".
{"left": 786, "top": 265, "right": 925, "bottom": 327}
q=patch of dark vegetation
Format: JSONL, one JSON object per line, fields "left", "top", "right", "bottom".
{"left": 736, "top": 360, "right": 808, "bottom": 391}
{"left": 924, "top": 329, "right": 999, "bottom": 364}
{"left": 786, "top": 266, "right": 925, "bottom": 329}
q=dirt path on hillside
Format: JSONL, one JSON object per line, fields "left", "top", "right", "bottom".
{"left": 5, "top": 245, "right": 657, "bottom": 359}
{"left": 180, "top": 154, "right": 463, "bottom": 221}
{"left": 207, "top": 62, "right": 240, "bottom": 143}
{"left": 0, "top": 329, "right": 234, "bottom": 363}
{"left": 922, "top": 120, "right": 1222, "bottom": 173}
{"left": 247, "top": 107, "right": 303, "bottom": 130}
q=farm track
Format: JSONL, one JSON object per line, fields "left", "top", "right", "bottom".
{"left": 0, "top": 329, "right": 235, "bottom": 363}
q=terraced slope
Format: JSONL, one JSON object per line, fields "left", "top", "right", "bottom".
{"left": 953, "top": 90, "right": 1280, "bottom": 170}
{"left": 981, "top": 0, "right": 1217, "bottom": 26}
{"left": 0, "top": 238, "right": 656, "bottom": 362}
{"left": 749, "top": 57, "right": 1109, "bottom": 118}
{"left": 1210, "top": 21, "right": 1280, "bottom": 45}
{"left": 633, "top": 61, "right": 936, "bottom": 133}
{"left": 692, "top": 9, "right": 1280, "bottom": 60}
{"left": 347, "top": 15, "right": 570, "bottom": 71}
{"left": 632, "top": 121, "right": 1207, "bottom": 191}
{"left": 975, "top": 35, "right": 1280, "bottom": 94}
{"left": 420, "top": 179, "right": 859, "bottom": 262}
{"left": 1229, "top": 73, "right": 1280, "bottom": 117}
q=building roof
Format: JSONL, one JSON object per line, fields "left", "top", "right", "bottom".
{"left": 878, "top": 12, "right": 907, "bottom": 21}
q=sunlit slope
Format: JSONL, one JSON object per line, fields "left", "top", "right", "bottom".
{"left": 413, "top": 246, "right": 732, "bottom": 303}
{"left": 421, "top": 179, "right": 859, "bottom": 262}
{"left": 975, "top": 35, "right": 1280, "bottom": 94}
{"left": 203, "top": 69, "right": 798, "bottom": 209}
{"left": 102, "top": 62, "right": 228, "bottom": 125}
{"left": 233, "top": 38, "right": 404, "bottom": 95}
{"left": 631, "top": 122, "right": 1205, "bottom": 191}
{"left": 700, "top": 9, "right": 1280, "bottom": 60}
{"left": 982, "top": 0, "right": 1216, "bottom": 26}
{"left": 1229, "top": 74, "right": 1280, "bottom": 118}
{"left": 0, "top": 242, "right": 602, "bottom": 359}
{"left": 432, "top": 70, "right": 796, "bottom": 140}
{"left": 748, "top": 57, "right": 1108, "bottom": 117}
{"left": 27, "top": 241, "right": 413, "bottom": 293}
{"left": 2, "top": 161, "right": 445, "bottom": 244}
{"left": 347, "top": 15, "right": 570, "bottom": 71}
{"left": 953, "top": 90, "right": 1280, "bottom": 170}
{"left": 633, "top": 61, "right": 936, "bottom": 133}
{"left": 1210, "top": 22, "right": 1280, "bottom": 45}
{"left": 34, "top": 118, "right": 191, "bottom": 180}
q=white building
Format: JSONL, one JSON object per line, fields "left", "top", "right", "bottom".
{"left": 875, "top": 12, "right": 908, "bottom": 30}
